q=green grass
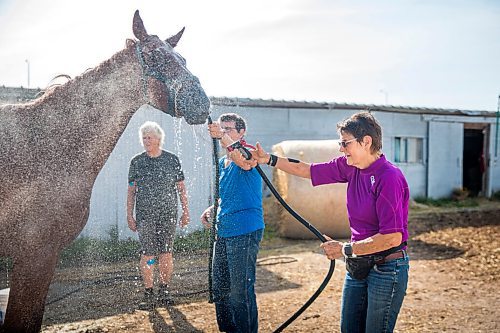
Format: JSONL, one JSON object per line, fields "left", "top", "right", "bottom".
{"left": 5, "top": 225, "right": 278, "bottom": 269}
{"left": 262, "top": 223, "right": 278, "bottom": 242}
{"left": 414, "top": 196, "right": 479, "bottom": 208}
{"left": 174, "top": 229, "right": 211, "bottom": 253}
{"left": 58, "top": 236, "right": 141, "bottom": 267}
{"left": 58, "top": 227, "right": 213, "bottom": 267}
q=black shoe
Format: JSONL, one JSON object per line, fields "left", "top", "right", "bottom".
{"left": 157, "top": 285, "right": 174, "bottom": 306}
{"left": 138, "top": 289, "right": 155, "bottom": 310}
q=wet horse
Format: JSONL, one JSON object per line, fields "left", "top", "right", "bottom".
{"left": 0, "top": 10, "right": 210, "bottom": 332}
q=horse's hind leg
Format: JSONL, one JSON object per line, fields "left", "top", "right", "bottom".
{"left": 2, "top": 250, "right": 59, "bottom": 333}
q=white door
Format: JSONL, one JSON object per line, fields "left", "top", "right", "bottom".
{"left": 427, "top": 121, "right": 464, "bottom": 198}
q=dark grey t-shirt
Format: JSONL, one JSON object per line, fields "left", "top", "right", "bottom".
{"left": 128, "top": 150, "right": 185, "bottom": 217}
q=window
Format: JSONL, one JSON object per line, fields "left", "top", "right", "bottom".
{"left": 394, "top": 137, "right": 423, "bottom": 163}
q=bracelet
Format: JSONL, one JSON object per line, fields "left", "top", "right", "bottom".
{"left": 267, "top": 154, "right": 278, "bottom": 167}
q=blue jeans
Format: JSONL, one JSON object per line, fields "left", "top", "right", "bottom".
{"left": 213, "top": 229, "right": 264, "bottom": 333}
{"left": 341, "top": 253, "right": 409, "bottom": 333}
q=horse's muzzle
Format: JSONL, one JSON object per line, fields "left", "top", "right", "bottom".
{"left": 176, "top": 78, "right": 211, "bottom": 125}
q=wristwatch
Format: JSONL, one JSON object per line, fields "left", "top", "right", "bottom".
{"left": 342, "top": 243, "right": 357, "bottom": 258}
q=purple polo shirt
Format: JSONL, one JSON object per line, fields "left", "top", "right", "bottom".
{"left": 310, "top": 155, "right": 409, "bottom": 243}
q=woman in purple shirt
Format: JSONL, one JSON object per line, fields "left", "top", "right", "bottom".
{"left": 254, "top": 112, "right": 409, "bottom": 333}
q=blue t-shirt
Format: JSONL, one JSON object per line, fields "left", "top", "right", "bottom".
{"left": 217, "top": 157, "right": 265, "bottom": 238}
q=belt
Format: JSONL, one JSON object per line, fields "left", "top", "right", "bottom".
{"left": 374, "top": 250, "right": 405, "bottom": 264}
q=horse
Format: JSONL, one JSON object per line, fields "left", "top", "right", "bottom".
{"left": 0, "top": 10, "right": 210, "bottom": 332}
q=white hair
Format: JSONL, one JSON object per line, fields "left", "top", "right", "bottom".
{"left": 139, "top": 121, "right": 165, "bottom": 147}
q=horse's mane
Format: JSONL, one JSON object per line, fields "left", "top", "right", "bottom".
{"left": 26, "top": 39, "right": 138, "bottom": 107}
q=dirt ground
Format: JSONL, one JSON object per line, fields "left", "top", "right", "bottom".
{"left": 35, "top": 200, "right": 500, "bottom": 332}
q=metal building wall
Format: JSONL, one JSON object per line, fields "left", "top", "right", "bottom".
{"left": 487, "top": 124, "right": 500, "bottom": 195}
{"left": 82, "top": 101, "right": 499, "bottom": 238}
{"left": 82, "top": 105, "right": 214, "bottom": 239}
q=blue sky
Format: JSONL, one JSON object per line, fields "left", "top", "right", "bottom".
{"left": 0, "top": 0, "right": 499, "bottom": 111}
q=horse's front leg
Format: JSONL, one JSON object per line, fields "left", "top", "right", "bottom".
{"left": 2, "top": 249, "right": 59, "bottom": 333}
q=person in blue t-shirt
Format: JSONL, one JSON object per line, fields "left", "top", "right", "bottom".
{"left": 201, "top": 113, "right": 264, "bottom": 333}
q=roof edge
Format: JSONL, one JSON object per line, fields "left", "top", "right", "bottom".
{"left": 209, "top": 96, "right": 496, "bottom": 117}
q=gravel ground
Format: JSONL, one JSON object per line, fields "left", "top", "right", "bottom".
{"left": 35, "top": 200, "right": 500, "bottom": 332}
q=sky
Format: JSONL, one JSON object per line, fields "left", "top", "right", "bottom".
{"left": 0, "top": 0, "right": 499, "bottom": 111}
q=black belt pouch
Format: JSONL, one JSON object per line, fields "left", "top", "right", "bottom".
{"left": 345, "top": 241, "right": 407, "bottom": 280}
{"left": 346, "top": 256, "right": 375, "bottom": 280}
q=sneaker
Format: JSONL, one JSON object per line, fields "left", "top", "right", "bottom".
{"left": 157, "top": 285, "right": 174, "bottom": 306}
{"left": 138, "top": 289, "right": 155, "bottom": 311}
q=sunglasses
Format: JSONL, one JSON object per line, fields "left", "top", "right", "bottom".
{"left": 338, "top": 138, "right": 358, "bottom": 148}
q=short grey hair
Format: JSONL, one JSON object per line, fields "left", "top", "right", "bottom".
{"left": 337, "top": 112, "right": 382, "bottom": 154}
{"left": 139, "top": 121, "right": 165, "bottom": 147}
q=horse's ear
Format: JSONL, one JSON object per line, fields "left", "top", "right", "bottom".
{"left": 166, "top": 27, "right": 185, "bottom": 48}
{"left": 132, "top": 10, "right": 148, "bottom": 41}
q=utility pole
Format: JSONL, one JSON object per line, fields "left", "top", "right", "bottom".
{"left": 25, "top": 59, "right": 30, "bottom": 88}
{"left": 379, "top": 89, "right": 388, "bottom": 105}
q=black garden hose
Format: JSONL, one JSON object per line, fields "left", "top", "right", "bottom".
{"left": 251, "top": 158, "right": 335, "bottom": 333}
{"left": 207, "top": 116, "right": 219, "bottom": 303}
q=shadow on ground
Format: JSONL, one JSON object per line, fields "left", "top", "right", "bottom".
{"left": 148, "top": 307, "right": 204, "bottom": 333}
{"left": 42, "top": 251, "right": 301, "bottom": 326}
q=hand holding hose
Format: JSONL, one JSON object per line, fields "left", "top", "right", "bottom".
{"left": 208, "top": 122, "right": 224, "bottom": 139}
{"left": 320, "top": 235, "right": 344, "bottom": 260}
{"left": 229, "top": 150, "right": 256, "bottom": 170}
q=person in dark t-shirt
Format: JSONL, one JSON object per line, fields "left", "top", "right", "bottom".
{"left": 127, "top": 121, "right": 190, "bottom": 310}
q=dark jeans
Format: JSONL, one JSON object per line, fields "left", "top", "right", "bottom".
{"left": 341, "top": 253, "right": 409, "bottom": 333}
{"left": 213, "top": 229, "right": 264, "bottom": 333}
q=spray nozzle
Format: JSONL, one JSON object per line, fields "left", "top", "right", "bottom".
{"left": 227, "top": 141, "right": 252, "bottom": 160}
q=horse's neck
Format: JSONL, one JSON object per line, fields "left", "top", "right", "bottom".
{"left": 39, "top": 46, "right": 145, "bottom": 173}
